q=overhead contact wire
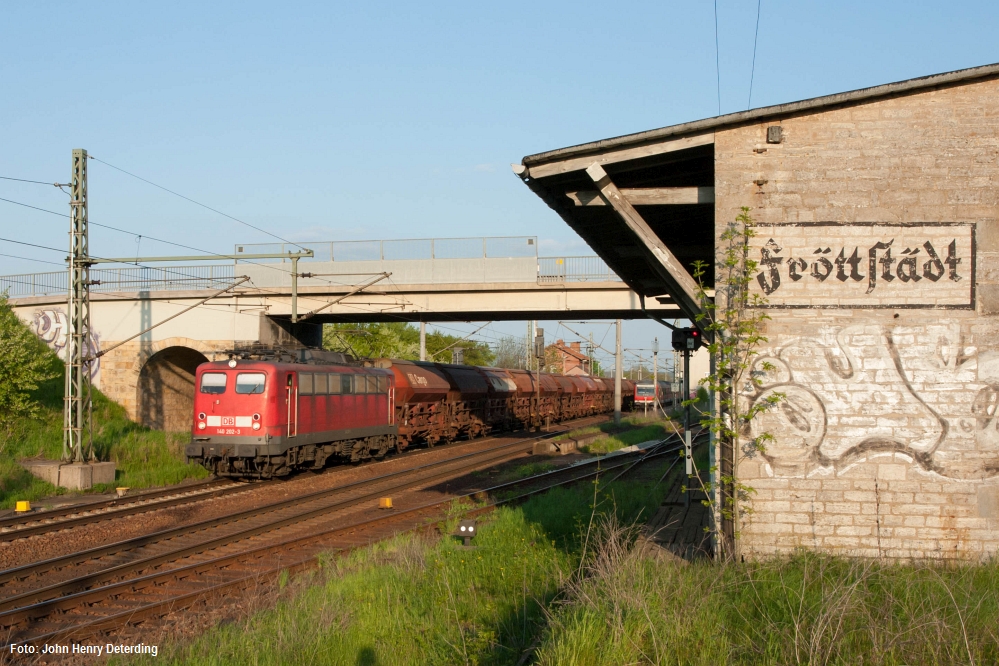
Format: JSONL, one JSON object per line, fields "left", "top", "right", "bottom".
{"left": 87, "top": 155, "right": 309, "bottom": 252}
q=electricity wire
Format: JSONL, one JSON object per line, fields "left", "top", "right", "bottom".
{"left": 0, "top": 175, "right": 63, "bottom": 187}
{"left": 0, "top": 253, "right": 65, "bottom": 267}
{"left": 714, "top": 0, "right": 722, "bottom": 115}
{"left": 87, "top": 155, "right": 308, "bottom": 252}
{"left": 748, "top": 0, "right": 762, "bottom": 110}
{"left": 1, "top": 192, "right": 628, "bottom": 358}
{"left": 0, "top": 192, "right": 350, "bottom": 296}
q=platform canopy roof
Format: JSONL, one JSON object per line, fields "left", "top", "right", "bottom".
{"left": 513, "top": 62, "right": 999, "bottom": 322}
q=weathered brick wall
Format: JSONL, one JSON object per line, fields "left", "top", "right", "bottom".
{"left": 714, "top": 77, "right": 999, "bottom": 559}
{"left": 101, "top": 338, "right": 236, "bottom": 430}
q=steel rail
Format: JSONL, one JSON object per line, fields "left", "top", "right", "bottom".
{"left": 0, "top": 480, "right": 250, "bottom": 542}
{"left": 0, "top": 426, "right": 588, "bottom": 611}
{"left": 13, "top": 433, "right": 696, "bottom": 642}
{"left": 0, "top": 478, "right": 227, "bottom": 529}
{"left": 0, "top": 416, "right": 607, "bottom": 543}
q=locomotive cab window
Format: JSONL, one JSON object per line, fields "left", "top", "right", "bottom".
{"left": 300, "top": 373, "right": 314, "bottom": 396}
{"left": 366, "top": 376, "right": 378, "bottom": 393}
{"left": 376, "top": 376, "right": 387, "bottom": 393}
{"left": 200, "top": 372, "right": 227, "bottom": 394}
{"left": 315, "top": 373, "right": 328, "bottom": 395}
{"left": 341, "top": 374, "right": 353, "bottom": 394}
{"left": 236, "top": 373, "right": 267, "bottom": 395}
{"left": 329, "top": 374, "right": 341, "bottom": 394}
{"left": 354, "top": 375, "right": 367, "bottom": 394}
{"left": 636, "top": 386, "right": 655, "bottom": 397}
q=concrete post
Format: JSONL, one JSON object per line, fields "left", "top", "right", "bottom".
{"left": 290, "top": 256, "right": 299, "bottom": 323}
{"left": 653, "top": 337, "right": 659, "bottom": 414}
{"left": 614, "top": 318, "right": 622, "bottom": 425}
{"left": 419, "top": 322, "right": 426, "bottom": 361}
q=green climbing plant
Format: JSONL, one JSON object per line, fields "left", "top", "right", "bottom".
{"left": 685, "top": 206, "right": 783, "bottom": 559}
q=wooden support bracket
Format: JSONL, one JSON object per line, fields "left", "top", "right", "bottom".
{"left": 585, "top": 163, "right": 705, "bottom": 321}
{"left": 567, "top": 186, "right": 714, "bottom": 207}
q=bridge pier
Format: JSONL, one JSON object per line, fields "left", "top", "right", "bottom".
{"left": 100, "top": 337, "right": 235, "bottom": 430}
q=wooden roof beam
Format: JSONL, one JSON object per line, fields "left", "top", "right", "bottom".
{"left": 567, "top": 186, "right": 714, "bottom": 207}
{"left": 521, "top": 133, "right": 714, "bottom": 180}
{"left": 585, "top": 163, "right": 705, "bottom": 321}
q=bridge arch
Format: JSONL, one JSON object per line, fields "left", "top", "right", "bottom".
{"left": 137, "top": 345, "right": 209, "bottom": 432}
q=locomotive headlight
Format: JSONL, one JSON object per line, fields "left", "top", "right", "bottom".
{"left": 252, "top": 422, "right": 261, "bottom": 430}
{"left": 198, "top": 422, "right": 206, "bottom": 430}
{"left": 228, "top": 358, "right": 237, "bottom": 368}
{"left": 252, "top": 413, "right": 260, "bottom": 421}
{"left": 198, "top": 412, "right": 206, "bottom": 421}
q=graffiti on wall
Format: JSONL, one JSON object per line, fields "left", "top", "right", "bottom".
{"left": 744, "top": 321, "right": 999, "bottom": 480}
{"left": 747, "top": 222, "right": 975, "bottom": 308}
{"left": 31, "top": 309, "right": 101, "bottom": 384}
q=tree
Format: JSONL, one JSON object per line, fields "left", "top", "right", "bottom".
{"left": 322, "top": 323, "right": 419, "bottom": 360}
{"left": 492, "top": 335, "right": 526, "bottom": 369}
{"left": 0, "top": 296, "right": 58, "bottom": 437}
{"left": 322, "top": 322, "right": 495, "bottom": 366}
{"left": 425, "top": 331, "right": 495, "bottom": 367}
{"left": 689, "top": 206, "right": 783, "bottom": 559}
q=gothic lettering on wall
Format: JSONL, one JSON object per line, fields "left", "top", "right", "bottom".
{"left": 747, "top": 222, "right": 975, "bottom": 308}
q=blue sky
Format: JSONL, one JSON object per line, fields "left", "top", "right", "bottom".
{"left": 2, "top": 1, "right": 998, "bottom": 367}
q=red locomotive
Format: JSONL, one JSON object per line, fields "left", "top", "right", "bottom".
{"left": 186, "top": 351, "right": 635, "bottom": 478}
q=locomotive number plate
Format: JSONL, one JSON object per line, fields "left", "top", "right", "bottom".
{"left": 217, "top": 428, "right": 241, "bottom": 435}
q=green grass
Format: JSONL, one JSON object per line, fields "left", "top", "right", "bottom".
{"left": 553, "top": 414, "right": 679, "bottom": 456}
{"left": 124, "top": 448, "right": 999, "bottom": 666}
{"left": 534, "top": 550, "right": 999, "bottom": 666}
{"left": 122, "top": 458, "right": 677, "bottom": 665}
{"left": 507, "top": 461, "right": 557, "bottom": 480}
{"left": 0, "top": 346, "right": 207, "bottom": 508}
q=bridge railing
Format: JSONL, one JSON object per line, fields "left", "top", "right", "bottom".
{"left": 1, "top": 254, "right": 622, "bottom": 298}
{"left": 234, "top": 236, "right": 540, "bottom": 262}
{"left": 0, "top": 265, "right": 237, "bottom": 299}
{"left": 538, "top": 256, "right": 622, "bottom": 283}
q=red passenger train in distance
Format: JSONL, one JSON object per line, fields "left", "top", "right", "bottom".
{"left": 633, "top": 380, "right": 679, "bottom": 409}
{"left": 186, "top": 349, "right": 636, "bottom": 478}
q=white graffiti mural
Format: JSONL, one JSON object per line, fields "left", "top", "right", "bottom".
{"left": 31, "top": 309, "right": 101, "bottom": 385}
{"left": 745, "top": 321, "right": 999, "bottom": 480}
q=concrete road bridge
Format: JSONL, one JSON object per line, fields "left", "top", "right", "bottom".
{"left": 2, "top": 236, "right": 678, "bottom": 431}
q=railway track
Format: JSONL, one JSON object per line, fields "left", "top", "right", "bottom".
{"left": 0, "top": 415, "right": 611, "bottom": 546}
{"left": 0, "top": 420, "right": 632, "bottom": 644}
{"left": 0, "top": 479, "right": 250, "bottom": 543}
{"left": 0, "top": 420, "right": 666, "bottom": 645}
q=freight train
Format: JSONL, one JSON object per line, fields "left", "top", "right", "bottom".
{"left": 185, "top": 350, "right": 635, "bottom": 478}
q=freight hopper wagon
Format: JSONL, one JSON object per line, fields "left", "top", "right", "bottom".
{"left": 187, "top": 356, "right": 637, "bottom": 478}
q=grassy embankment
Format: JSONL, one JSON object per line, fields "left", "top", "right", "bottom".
{"left": 0, "top": 343, "right": 207, "bottom": 508}
{"left": 120, "top": 436, "right": 999, "bottom": 666}
{"left": 552, "top": 414, "right": 680, "bottom": 456}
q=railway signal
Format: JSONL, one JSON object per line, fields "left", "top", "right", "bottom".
{"left": 671, "top": 327, "right": 702, "bottom": 352}
{"left": 670, "top": 327, "right": 703, "bottom": 504}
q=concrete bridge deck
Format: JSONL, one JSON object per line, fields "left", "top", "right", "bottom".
{"left": 3, "top": 237, "right": 678, "bottom": 434}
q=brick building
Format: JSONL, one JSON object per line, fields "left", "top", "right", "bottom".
{"left": 549, "top": 339, "right": 591, "bottom": 376}
{"left": 515, "top": 63, "right": 999, "bottom": 560}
